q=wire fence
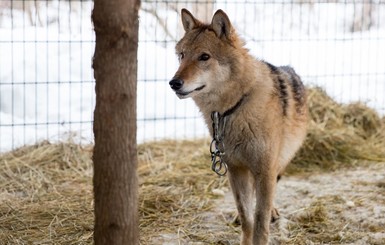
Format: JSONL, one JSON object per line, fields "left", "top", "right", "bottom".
{"left": 0, "top": 0, "right": 384, "bottom": 152}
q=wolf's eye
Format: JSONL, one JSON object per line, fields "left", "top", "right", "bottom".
{"left": 179, "top": 52, "right": 185, "bottom": 60}
{"left": 199, "top": 53, "right": 210, "bottom": 61}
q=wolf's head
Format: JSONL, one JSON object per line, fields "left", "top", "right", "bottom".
{"left": 169, "top": 9, "right": 244, "bottom": 99}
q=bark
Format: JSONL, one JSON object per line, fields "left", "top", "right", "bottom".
{"left": 92, "top": 0, "right": 140, "bottom": 244}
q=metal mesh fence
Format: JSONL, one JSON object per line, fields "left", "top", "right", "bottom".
{"left": 0, "top": 0, "right": 384, "bottom": 152}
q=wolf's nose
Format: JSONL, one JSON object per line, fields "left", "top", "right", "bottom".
{"left": 169, "top": 79, "right": 184, "bottom": 90}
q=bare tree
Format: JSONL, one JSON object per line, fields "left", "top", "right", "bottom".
{"left": 92, "top": 0, "right": 140, "bottom": 244}
{"left": 351, "top": 0, "right": 374, "bottom": 32}
{"left": 141, "top": 0, "right": 215, "bottom": 41}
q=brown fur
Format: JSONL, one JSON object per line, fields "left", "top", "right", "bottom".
{"left": 169, "top": 9, "right": 308, "bottom": 245}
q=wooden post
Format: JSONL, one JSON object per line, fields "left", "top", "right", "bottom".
{"left": 92, "top": 0, "right": 140, "bottom": 244}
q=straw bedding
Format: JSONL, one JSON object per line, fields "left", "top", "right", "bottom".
{"left": 289, "top": 88, "right": 385, "bottom": 173}
{"left": 0, "top": 87, "right": 384, "bottom": 244}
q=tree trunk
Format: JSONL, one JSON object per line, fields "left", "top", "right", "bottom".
{"left": 92, "top": 0, "right": 140, "bottom": 244}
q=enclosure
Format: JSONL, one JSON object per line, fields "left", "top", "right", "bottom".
{"left": 0, "top": 0, "right": 385, "bottom": 244}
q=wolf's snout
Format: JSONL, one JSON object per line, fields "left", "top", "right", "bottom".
{"left": 169, "top": 79, "right": 184, "bottom": 90}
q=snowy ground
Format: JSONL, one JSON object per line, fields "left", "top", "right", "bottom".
{"left": 0, "top": 1, "right": 384, "bottom": 152}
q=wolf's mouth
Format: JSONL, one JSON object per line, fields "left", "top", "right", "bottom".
{"left": 176, "top": 85, "right": 206, "bottom": 96}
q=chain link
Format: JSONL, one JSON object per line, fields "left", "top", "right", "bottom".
{"left": 208, "top": 95, "right": 247, "bottom": 176}
{"left": 210, "top": 112, "right": 228, "bottom": 176}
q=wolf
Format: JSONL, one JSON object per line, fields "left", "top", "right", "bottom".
{"left": 169, "top": 9, "right": 308, "bottom": 245}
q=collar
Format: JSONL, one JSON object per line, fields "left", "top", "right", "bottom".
{"left": 210, "top": 93, "right": 248, "bottom": 141}
{"left": 219, "top": 93, "right": 248, "bottom": 118}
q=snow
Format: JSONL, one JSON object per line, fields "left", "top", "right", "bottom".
{"left": 0, "top": 1, "right": 384, "bottom": 152}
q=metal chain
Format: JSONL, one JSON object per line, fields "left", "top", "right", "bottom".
{"left": 210, "top": 112, "right": 228, "bottom": 176}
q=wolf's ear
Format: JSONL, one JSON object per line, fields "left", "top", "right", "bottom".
{"left": 181, "top": 9, "right": 199, "bottom": 32}
{"left": 211, "top": 10, "right": 232, "bottom": 39}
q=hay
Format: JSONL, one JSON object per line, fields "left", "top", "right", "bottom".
{"left": 288, "top": 87, "right": 385, "bottom": 174}
{"left": 0, "top": 139, "right": 231, "bottom": 244}
{"left": 285, "top": 195, "right": 383, "bottom": 244}
{"left": 137, "top": 140, "right": 233, "bottom": 243}
{"left": 0, "top": 87, "right": 384, "bottom": 243}
{"left": 286, "top": 199, "right": 349, "bottom": 244}
{"left": 0, "top": 141, "right": 94, "bottom": 244}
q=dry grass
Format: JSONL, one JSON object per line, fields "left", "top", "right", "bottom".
{"left": 283, "top": 185, "right": 385, "bottom": 245}
{"left": 285, "top": 199, "right": 363, "bottom": 244}
{"left": 288, "top": 87, "right": 385, "bottom": 174}
{"left": 0, "top": 142, "right": 94, "bottom": 244}
{"left": 0, "top": 139, "right": 231, "bottom": 244}
{"left": 137, "top": 139, "right": 233, "bottom": 244}
{"left": 0, "top": 87, "right": 384, "bottom": 244}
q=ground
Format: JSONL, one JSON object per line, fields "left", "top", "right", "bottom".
{"left": 151, "top": 163, "right": 385, "bottom": 245}
{"left": 0, "top": 141, "right": 384, "bottom": 244}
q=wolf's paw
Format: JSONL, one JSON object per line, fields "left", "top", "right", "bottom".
{"left": 231, "top": 213, "right": 241, "bottom": 226}
{"left": 271, "top": 207, "right": 280, "bottom": 223}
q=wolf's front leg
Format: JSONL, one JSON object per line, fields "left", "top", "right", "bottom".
{"left": 228, "top": 166, "right": 255, "bottom": 245}
{"left": 253, "top": 171, "right": 276, "bottom": 245}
